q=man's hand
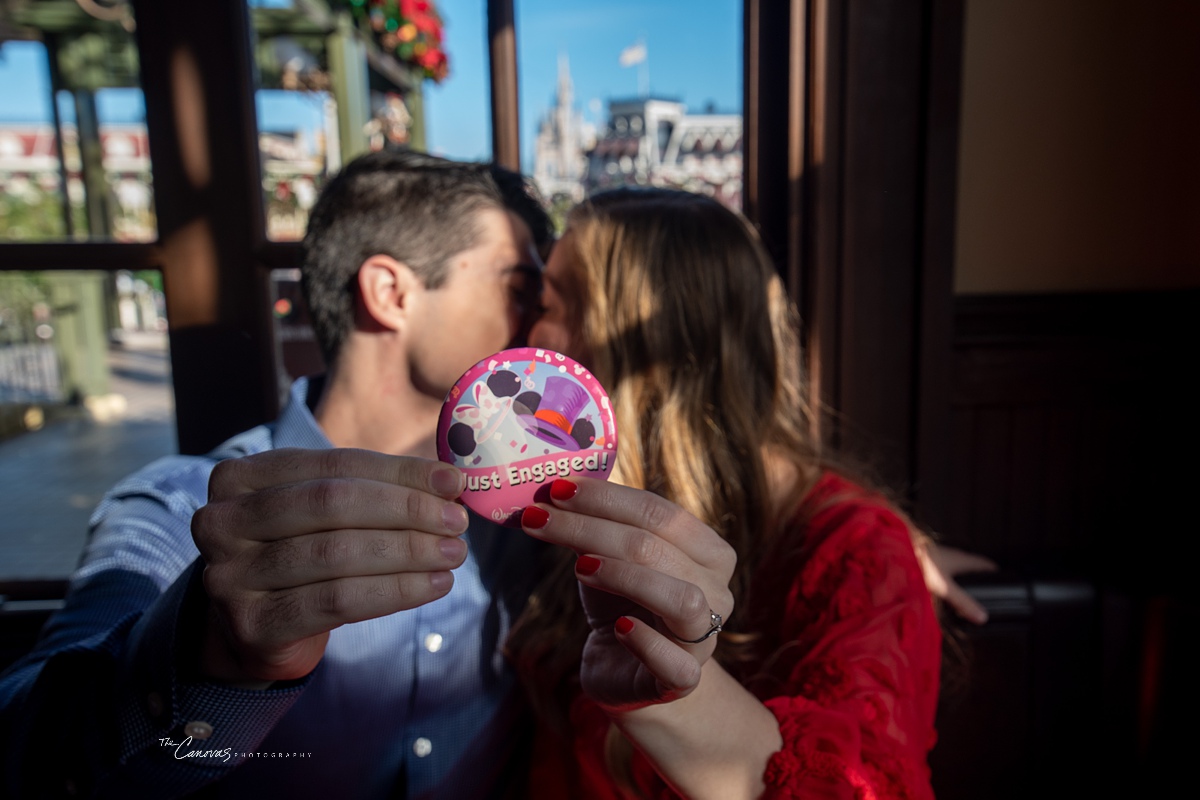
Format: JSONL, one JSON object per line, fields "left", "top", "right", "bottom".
{"left": 914, "top": 538, "right": 998, "bottom": 625}
{"left": 192, "top": 448, "right": 469, "bottom": 686}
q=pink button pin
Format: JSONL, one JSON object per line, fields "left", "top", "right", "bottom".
{"left": 437, "top": 347, "right": 618, "bottom": 526}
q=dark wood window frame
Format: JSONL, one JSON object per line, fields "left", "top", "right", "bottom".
{"left": 1, "top": 0, "right": 965, "bottom": 520}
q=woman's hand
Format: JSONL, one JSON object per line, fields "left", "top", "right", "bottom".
{"left": 521, "top": 477, "right": 736, "bottom": 712}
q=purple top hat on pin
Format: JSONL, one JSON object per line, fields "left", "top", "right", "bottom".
{"left": 437, "top": 347, "right": 618, "bottom": 526}
{"left": 518, "top": 376, "right": 589, "bottom": 451}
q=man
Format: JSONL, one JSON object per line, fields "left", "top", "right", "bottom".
{"left": 0, "top": 150, "right": 554, "bottom": 798}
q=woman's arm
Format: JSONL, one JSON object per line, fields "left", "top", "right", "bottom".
{"left": 522, "top": 476, "right": 939, "bottom": 800}
{"left": 606, "top": 656, "right": 780, "bottom": 799}
{"left": 521, "top": 476, "right": 776, "bottom": 798}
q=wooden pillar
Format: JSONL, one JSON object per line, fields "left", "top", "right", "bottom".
{"left": 131, "top": 0, "right": 278, "bottom": 454}
{"left": 328, "top": 11, "right": 371, "bottom": 165}
{"left": 488, "top": 0, "right": 520, "bottom": 171}
{"left": 830, "top": 0, "right": 929, "bottom": 493}
{"left": 773, "top": 0, "right": 964, "bottom": 507}
{"left": 743, "top": 0, "right": 805, "bottom": 296}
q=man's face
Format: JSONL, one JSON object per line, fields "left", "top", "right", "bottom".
{"left": 407, "top": 207, "right": 543, "bottom": 398}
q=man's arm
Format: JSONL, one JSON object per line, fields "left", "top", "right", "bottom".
{"left": 1, "top": 448, "right": 471, "bottom": 797}
{"left": 0, "top": 456, "right": 311, "bottom": 797}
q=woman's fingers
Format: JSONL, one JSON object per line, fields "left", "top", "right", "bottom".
{"left": 523, "top": 504, "right": 690, "bottom": 576}
{"left": 612, "top": 616, "right": 703, "bottom": 699}
{"left": 574, "top": 555, "right": 732, "bottom": 647}
{"left": 540, "top": 477, "right": 734, "bottom": 571}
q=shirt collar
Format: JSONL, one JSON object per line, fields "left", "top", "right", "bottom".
{"left": 273, "top": 376, "right": 334, "bottom": 451}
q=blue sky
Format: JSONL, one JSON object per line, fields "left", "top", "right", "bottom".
{"left": 0, "top": 0, "right": 741, "bottom": 172}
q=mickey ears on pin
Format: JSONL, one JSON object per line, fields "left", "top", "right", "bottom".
{"left": 436, "top": 347, "right": 618, "bottom": 527}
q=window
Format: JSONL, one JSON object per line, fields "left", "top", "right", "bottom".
{"left": 248, "top": 0, "right": 491, "bottom": 241}
{"left": 0, "top": 4, "right": 174, "bottom": 582}
{"left": 0, "top": 15, "right": 156, "bottom": 243}
{"left": 0, "top": 268, "right": 175, "bottom": 580}
{"left": 248, "top": 0, "right": 342, "bottom": 241}
{"left": 424, "top": 0, "right": 491, "bottom": 161}
{"left": 516, "top": 0, "right": 743, "bottom": 226}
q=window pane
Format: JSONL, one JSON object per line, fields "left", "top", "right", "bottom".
{"left": 255, "top": 87, "right": 334, "bottom": 242}
{"left": 0, "top": 7, "right": 157, "bottom": 243}
{"left": 516, "top": 0, "right": 743, "bottom": 226}
{"left": 424, "top": 0, "right": 491, "bottom": 161}
{"left": 0, "top": 270, "right": 176, "bottom": 580}
{"left": 248, "top": 1, "right": 339, "bottom": 241}
{"left": 270, "top": 267, "right": 324, "bottom": 390}
{"left": 248, "top": 0, "right": 479, "bottom": 240}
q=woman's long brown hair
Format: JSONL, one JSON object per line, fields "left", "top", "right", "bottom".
{"left": 505, "top": 189, "right": 822, "bottom": 732}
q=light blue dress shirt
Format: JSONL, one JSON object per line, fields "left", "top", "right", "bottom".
{"left": 0, "top": 378, "right": 543, "bottom": 798}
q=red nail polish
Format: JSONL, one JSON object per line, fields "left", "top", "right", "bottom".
{"left": 576, "top": 555, "right": 602, "bottom": 576}
{"left": 615, "top": 617, "right": 635, "bottom": 635}
{"left": 550, "top": 479, "right": 578, "bottom": 502}
{"left": 522, "top": 506, "right": 550, "bottom": 529}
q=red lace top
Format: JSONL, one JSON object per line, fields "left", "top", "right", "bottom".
{"left": 528, "top": 472, "right": 941, "bottom": 799}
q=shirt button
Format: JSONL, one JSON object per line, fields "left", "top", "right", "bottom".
{"left": 424, "top": 633, "right": 444, "bottom": 653}
{"left": 185, "top": 721, "right": 214, "bottom": 740}
{"left": 413, "top": 737, "right": 432, "bottom": 758}
{"left": 146, "top": 692, "right": 164, "bottom": 718}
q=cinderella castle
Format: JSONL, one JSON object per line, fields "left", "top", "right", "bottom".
{"left": 532, "top": 57, "right": 743, "bottom": 210}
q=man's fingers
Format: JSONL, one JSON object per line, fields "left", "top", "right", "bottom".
{"left": 208, "top": 448, "right": 464, "bottom": 500}
{"left": 935, "top": 545, "right": 999, "bottom": 576}
{"left": 944, "top": 582, "right": 989, "bottom": 625}
{"left": 224, "top": 571, "right": 456, "bottom": 649}
{"left": 195, "top": 478, "right": 469, "bottom": 544}
{"left": 214, "top": 529, "right": 469, "bottom": 591}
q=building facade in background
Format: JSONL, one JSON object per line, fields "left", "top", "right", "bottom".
{"left": 532, "top": 55, "right": 594, "bottom": 204}
{"left": 0, "top": 121, "right": 155, "bottom": 242}
{"left": 532, "top": 59, "right": 743, "bottom": 211}
{"left": 0, "top": 121, "right": 328, "bottom": 244}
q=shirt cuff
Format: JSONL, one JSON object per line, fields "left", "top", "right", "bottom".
{"left": 116, "top": 558, "right": 312, "bottom": 773}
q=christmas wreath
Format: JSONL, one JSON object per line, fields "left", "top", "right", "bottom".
{"left": 337, "top": 0, "right": 449, "bottom": 83}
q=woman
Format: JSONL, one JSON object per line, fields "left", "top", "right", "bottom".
{"left": 508, "top": 188, "right": 941, "bottom": 799}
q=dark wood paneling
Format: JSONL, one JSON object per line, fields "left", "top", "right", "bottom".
{"left": 941, "top": 291, "right": 1199, "bottom": 587}
{"left": 802, "top": 0, "right": 846, "bottom": 433}
{"left": 798, "top": 0, "right": 966, "bottom": 507}
{"left": 835, "top": 0, "right": 929, "bottom": 494}
{"left": 743, "top": 0, "right": 800, "bottom": 279}
{"left": 932, "top": 576, "right": 1132, "bottom": 799}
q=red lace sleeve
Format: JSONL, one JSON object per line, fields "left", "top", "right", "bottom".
{"left": 757, "top": 493, "right": 940, "bottom": 800}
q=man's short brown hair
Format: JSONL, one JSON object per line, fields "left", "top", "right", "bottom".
{"left": 301, "top": 149, "right": 551, "bottom": 366}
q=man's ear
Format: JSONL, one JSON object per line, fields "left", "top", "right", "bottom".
{"left": 356, "top": 255, "right": 419, "bottom": 332}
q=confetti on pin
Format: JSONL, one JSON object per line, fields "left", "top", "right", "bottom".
{"left": 437, "top": 347, "right": 618, "bottom": 527}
